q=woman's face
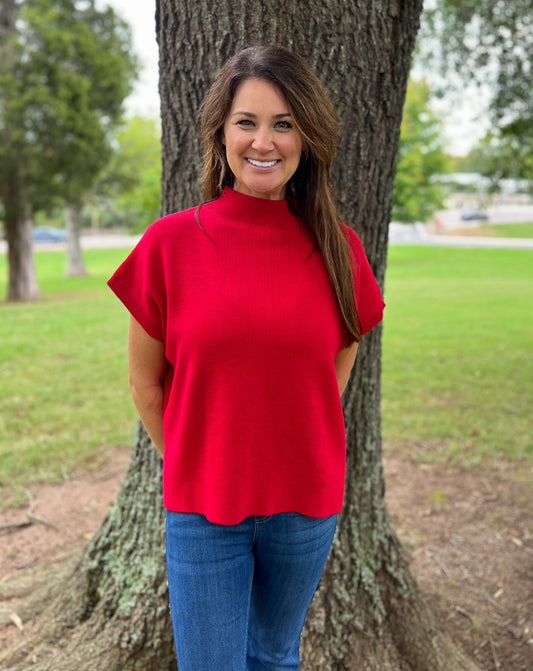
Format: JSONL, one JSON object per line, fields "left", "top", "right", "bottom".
{"left": 222, "top": 78, "right": 303, "bottom": 200}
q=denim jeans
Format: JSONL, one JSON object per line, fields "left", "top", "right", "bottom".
{"left": 165, "top": 511, "right": 338, "bottom": 671}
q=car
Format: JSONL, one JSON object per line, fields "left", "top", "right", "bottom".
{"left": 33, "top": 225, "right": 68, "bottom": 242}
{"left": 460, "top": 211, "right": 489, "bottom": 221}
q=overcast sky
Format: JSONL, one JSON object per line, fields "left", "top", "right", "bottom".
{"left": 103, "top": 0, "right": 485, "bottom": 156}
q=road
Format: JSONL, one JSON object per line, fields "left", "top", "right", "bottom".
{"left": 388, "top": 223, "right": 533, "bottom": 249}
{"left": 2, "top": 203, "right": 533, "bottom": 253}
{"left": 0, "top": 233, "right": 142, "bottom": 255}
{"left": 390, "top": 202, "right": 533, "bottom": 249}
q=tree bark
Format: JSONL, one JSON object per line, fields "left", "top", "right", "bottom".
{"left": 0, "top": 1, "right": 482, "bottom": 669}
{"left": 1, "top": 3, "right": 40, "bottom": 302}
{"left": 0, "top": 0, "right": 16, "bottom": 38}
{"left": 0, "top": 426, "right": 176, "bottom": 671}
{"left": 3, "top": 173, "right": 41, "bottom": 302}
{"left": 64, "top": 201, "right": 88, "bottom": 277}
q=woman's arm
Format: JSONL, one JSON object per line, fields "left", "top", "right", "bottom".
{"left": 128, "top": 316, "right": 168, "bottom": 457}
{"left": 334, "top": 341, "right": 359, "bottom": 396}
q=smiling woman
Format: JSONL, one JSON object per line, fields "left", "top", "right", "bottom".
{"left": 107, "top": 45, "right": 384, "bottom": 669}
{"left": 222, "top": 78, "right": 303, "bottom": 200}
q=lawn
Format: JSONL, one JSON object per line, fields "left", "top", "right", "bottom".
{"left": 382, "top": 245, "right": 533, "bottom": 467}
{"left": 478, "top": 222, "right": 533, "bottom": 238}
{"left": 0, "top": 249, "right": 137, "bottom": 509}
{"left": 0, "top": 244, "right": 532, "bottom": 509}
{"left": 452, "top": 222, "right": 533, "bottom": 239}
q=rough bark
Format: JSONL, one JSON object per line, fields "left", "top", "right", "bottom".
{"left": 0, "top": 0, "right": 16, "bottom": 37}
{"left": 0, "top": 1, "right": 482, "bottom": 669}
{"left": 3, "top": 173, "right": 41, "bottom": 302}
{"left": 64, "top": 202, "right": 88, "bottom": 277}
{"left": 0, "top": 426, "right": 176, "bottom": 671}
{"left": 1, "top": 2, "right": 40, "bottom": 302}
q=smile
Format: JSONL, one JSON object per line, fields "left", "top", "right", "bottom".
{"left": 246, "top": 158, "right": 279, "bottom": 168}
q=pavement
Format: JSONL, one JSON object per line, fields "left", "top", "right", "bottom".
{"left": 0, "top": 234, "right": 142, "bottom": 254}
{"left": 388, "top": 222, "right": 533, "bottom": 250}
{"left": 2, "top": 203, "right": 533, "bottom": 252}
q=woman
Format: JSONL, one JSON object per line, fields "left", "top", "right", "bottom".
{"left": 108, "top": 45, "right": 384, "bottom": 671}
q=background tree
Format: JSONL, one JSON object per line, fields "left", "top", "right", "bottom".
{"left": 392, "top": 78, "right": 449, "bottom": 223}
{"left": 0, "top": 1, "right": 482, "bottom": 670}
{"left": 420, "top": 0, "right": 533, "bottom": 178}
{"left": 0, "top": 0, "right": 137, "bottom": 298}
{"left": 91, "top": 115, "right": 162, "bottom": 231}
{"left": 466, "top": 130, "right": 533, "bottom": 189}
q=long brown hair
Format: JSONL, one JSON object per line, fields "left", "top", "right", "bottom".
{"left": 200, "top": 46, "right": 361, "bottom": 344}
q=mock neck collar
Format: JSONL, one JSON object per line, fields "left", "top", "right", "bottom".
{"left": 213, "top": 187, "right": 300, "bottom": 223}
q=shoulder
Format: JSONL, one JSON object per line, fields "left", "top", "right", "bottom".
{"left": 143, "top": 205, "right": 199, "bottom": 243}
{"left": 133, "top": 206, "right": 202, "bottom": 258}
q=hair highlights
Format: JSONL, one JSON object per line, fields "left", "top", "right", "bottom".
{"left": 200, "top": 46, "right": 361, "bottom": 344}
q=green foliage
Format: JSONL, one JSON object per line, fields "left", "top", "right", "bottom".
{"left": 467, "top": 131, "right": 533, "bottom": 186}
{"left": 0, "top": 0, "right": 138, "bottom": 211}
{"left": 93, "top": 115, "right": 162, "bottom": 230}
{"left": 420, "top": 0, "right": 533, "bottom": 172}
{"left": 392, "top": 79, "right": 449, "bottom": 222}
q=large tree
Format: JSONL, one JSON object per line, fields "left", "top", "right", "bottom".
{"left": 0, "top": 0, "right": 137, "bottom": 299}
{"left": 0, "top": 1, "right": 481, "bottom": 670}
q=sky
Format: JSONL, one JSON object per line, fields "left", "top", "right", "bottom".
{"left": 102, "top": 0, "right": 486, "bottom": 156}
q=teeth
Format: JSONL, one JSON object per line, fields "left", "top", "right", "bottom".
{"left": 247, "top": 159, "right": 278, "bottom": 168}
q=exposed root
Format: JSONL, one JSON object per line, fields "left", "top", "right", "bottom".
{"left": 0, "top": 491, "right": 57, "bottom": 536}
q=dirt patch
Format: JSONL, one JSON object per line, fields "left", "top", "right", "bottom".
{"left": 1, "top": 447, "right": 532, "bottom": 669}
{"left": 385, "top": 457, "right": 533, "bottom": 671}
{"left": 0, "top": 447, "right": 131, "bottom": 578}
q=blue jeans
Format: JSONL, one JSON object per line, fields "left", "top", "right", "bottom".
{"left": 165, "top": 511, "right": 338, "bottom": 671}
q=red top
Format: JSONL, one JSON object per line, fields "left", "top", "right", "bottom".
{"left": 108, "top": 187, "right": 384, "bottom": 524}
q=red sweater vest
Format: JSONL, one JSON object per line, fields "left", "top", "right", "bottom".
{"left": 108, "top": 188, "right": 384, "bottom": 524}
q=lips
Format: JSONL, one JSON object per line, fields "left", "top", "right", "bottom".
{"left": 246, "top": 158, "right": 280, "bottom": 168}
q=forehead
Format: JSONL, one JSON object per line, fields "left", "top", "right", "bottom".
{"left": 230, "top": 78, "right": 289, "bottom": 112}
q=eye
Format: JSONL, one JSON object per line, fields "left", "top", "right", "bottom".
{"left": 236, "top": 119, "right": 254, "bottom": 127}
{"left": 275, "top": 120, "right": 292, "bottom": 130}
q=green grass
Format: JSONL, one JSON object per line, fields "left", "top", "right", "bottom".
{"left": 0, "top": 249, "right": 137, "bottom": 509}
{"left": 473, "top": 222, "right": 533, "bottom": 238}
{"left": 382, "top": 245, "right": 533, "bottom": 467}
{"left": 0, "top": 245, "right": 532, "bottom": 509}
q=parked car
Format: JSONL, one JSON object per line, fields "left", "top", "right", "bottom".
{"left": 33, "top": 226, "right": 68, "bottom": 242}
{"left": 460, "top": 211, "right": 489, "bottom": 221}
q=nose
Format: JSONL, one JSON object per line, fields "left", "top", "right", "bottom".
{"left": 251, "top": 126, "right": 274, "bottom": 152}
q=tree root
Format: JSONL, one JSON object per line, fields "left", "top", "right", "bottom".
{"left": 0, "top": 491, "right": 57, "bottom": 536}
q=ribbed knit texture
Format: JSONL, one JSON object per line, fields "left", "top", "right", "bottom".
{"left": 108, "top": 188, "right": 384, "bottom": 524}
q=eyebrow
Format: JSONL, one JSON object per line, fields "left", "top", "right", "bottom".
{"left": 230, "top": 111, "right": 292, "bottom": 119}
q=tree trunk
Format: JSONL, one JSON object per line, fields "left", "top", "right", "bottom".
{"left": 0, "top": 1, "right": 482, "bottom": 669}
{"left": 64, "top": 201, "right": 88, "bottom": 277}
{"left": 3, "top": 173, "right": 41, "bottom": 302}
{"left": 1, "top": 2, "right": 40, "bottom": 302}
{"left": 0, "top": 425, "right": 176, "bottom": 671}
{"left": 0, "top": 0, "right": 16, "bottom": 38}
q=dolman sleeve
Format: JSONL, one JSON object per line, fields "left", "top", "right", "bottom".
{"left": 343, "top": 225, "right": 385, "bottom": 336}
{"left": 107, "top": 222, "right": 167, "bottom": 342}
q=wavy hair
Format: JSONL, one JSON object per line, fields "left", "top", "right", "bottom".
{"left": 200, "top": 46, "right": 361, "bottom": 344}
